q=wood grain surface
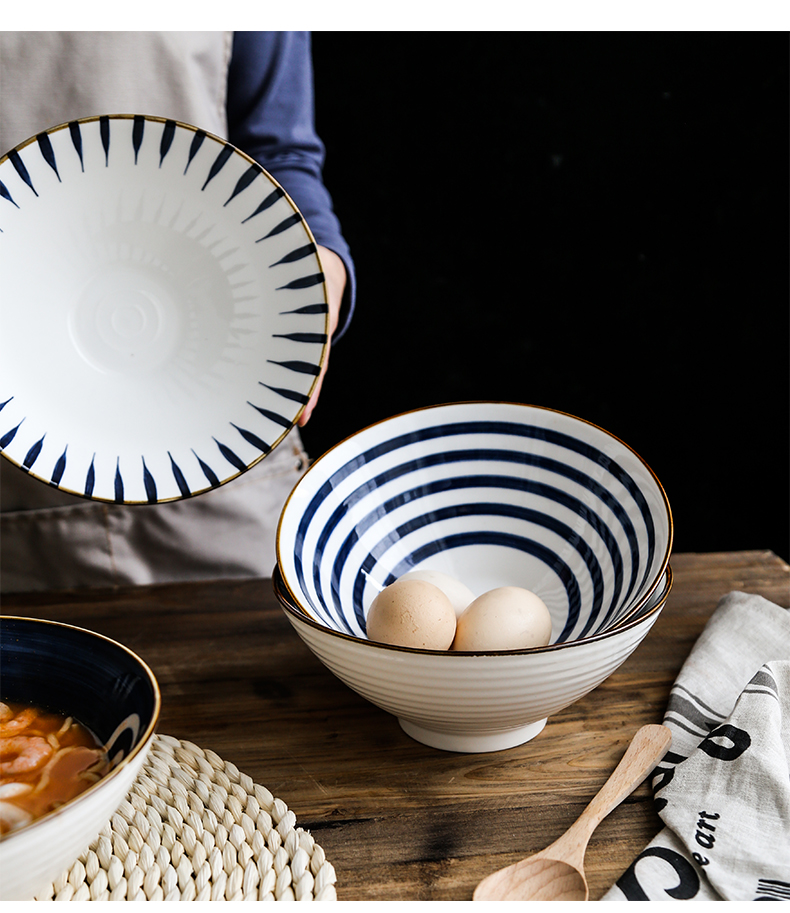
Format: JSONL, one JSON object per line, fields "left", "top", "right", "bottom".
{"left": 3, "top": 550, "right": 788, "bottom": 901}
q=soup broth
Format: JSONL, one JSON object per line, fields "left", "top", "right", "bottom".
{"left": 0, "top": 701, "right": 111, "bottom": 837}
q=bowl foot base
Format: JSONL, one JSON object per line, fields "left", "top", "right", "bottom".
{"left": 398, "top": 717, "right": 547, "bottom": 753}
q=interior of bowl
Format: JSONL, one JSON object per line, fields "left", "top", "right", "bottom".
{"left": 0, "top": 617, "right": 160, "bottom": 768}
{"left": 0, "top": 115, "right": 328, "bottom": 504}
{"left": 277, "top": 402, "right": 672, "bottom": 646}
{"left": 275, "top": 561, "right": 671, "bottom": 650}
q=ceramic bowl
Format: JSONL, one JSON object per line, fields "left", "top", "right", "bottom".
{"left": 275, "top": 401, "right": 673, "bottom": 752}
{"left": 0, "top": 617, "right": 160, "bottom": 900}
{"left": 274, "top": 563, "right": 672, "bottom": 753}
{"left": 0, "top": 115, "right": 328, "bottom": 503}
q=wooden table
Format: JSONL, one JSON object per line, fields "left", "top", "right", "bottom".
{"left": 3, "top": 550, "right": 788, "bottom": 901}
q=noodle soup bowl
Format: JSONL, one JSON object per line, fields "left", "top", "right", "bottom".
{"left": 276, "top": 401, "right": 673, "bottom": 753}
{"left": 0, "top": 617, "right": 160, "bottom": 900}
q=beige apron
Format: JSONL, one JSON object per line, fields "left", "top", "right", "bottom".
{"left": 0, "top": 32, "right": 309, "bottom": 592}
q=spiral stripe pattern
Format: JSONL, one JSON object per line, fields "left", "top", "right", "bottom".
{"left": 279, "top": 403, "right": 672, "bottom": 648}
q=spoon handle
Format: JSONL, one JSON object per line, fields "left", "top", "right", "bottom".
{"left": 551, "top": 724, "right": 671, "bottom": 859}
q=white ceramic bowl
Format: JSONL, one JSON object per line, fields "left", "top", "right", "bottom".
{"left": 275, "top": 402, "right": 673, "bottom": 752}
{"left": 0, "top": 115, "right": 328, "bottom": 503}
{"left": 0, "top": 617, "right": 160, "bottom": 900}
{"left": 274, "top": 564, "right": 671, "bottom": 752}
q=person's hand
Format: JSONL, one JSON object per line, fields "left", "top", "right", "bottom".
{"left": 298, "top": 244, "right": 346, "bottom": 426}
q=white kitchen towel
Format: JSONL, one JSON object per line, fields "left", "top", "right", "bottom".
{"left": 604, "top": 590, "right": 790, "bottom": 901}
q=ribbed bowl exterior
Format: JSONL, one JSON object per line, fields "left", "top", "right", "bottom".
{"left": 275, "top": 566, "right": 670, "bottom": 744}
{"left": 288, "top": 611, "right": 660, "bottom": 731}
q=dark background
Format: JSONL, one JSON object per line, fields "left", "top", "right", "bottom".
{"left": 301, "top": 32, "right": 789, "bottom": 563}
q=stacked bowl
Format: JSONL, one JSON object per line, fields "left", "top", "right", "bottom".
{"left": 275, "top": 402, "right": 673, "bottom": 753}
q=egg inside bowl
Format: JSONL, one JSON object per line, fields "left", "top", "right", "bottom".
{"left": 275, "top": 401, "right": 673, "bottom": 752}
{"left": 0, "top": 617, "right": 160, "bottom": 900}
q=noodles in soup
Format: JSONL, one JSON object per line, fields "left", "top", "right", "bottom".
{"left": 0, "top": 701, "right": 111, "bottom": 837}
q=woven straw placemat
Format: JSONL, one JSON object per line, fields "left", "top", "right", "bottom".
{"left": 35, "top": 734, "right": 337, "bottom": 901}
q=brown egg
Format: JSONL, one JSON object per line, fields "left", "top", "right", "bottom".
{"left": 397, "top": 569, "right": 475, "bottom": 617}
{"left": 366, "top": 579, "right": 457, "bottom": 650}
{"left": 452, "top": 586, "right": 552, "bottom": 652}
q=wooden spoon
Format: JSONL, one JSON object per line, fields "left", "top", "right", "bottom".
{"left": 473, "top": 723, "right": 672, "bottom": 901}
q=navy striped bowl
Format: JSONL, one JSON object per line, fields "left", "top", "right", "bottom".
{"left": 275, "top": 402, "right": 673, "bottom": 752}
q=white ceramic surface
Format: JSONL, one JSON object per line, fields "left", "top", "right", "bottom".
{"left": 0, "top": 617, "right": 161, "bottom": 900}
{"left": 0, "top": 115, "right": 328, "bottom": 503}
{"left": 275, "top": 565, "right": 672, "bottom": 752}
{"left": 275, "top": 401, "right": 673, "bottom": 752}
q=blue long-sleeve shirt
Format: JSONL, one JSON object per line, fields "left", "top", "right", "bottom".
{"left": 227, "top": 32, "right": 355, "bottom": 339}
